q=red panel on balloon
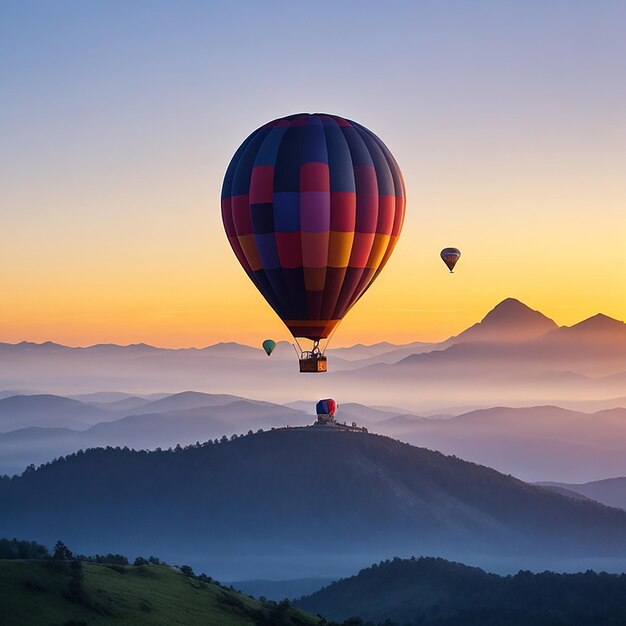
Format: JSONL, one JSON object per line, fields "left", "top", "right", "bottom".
{"left": 249, "top": 166, "right": 274, "bottom": 204}
{"left": 330, "top": 192, "right": 357, "bottom": 231}
{"left": 300, "top": 163, "right": 330, "bottom": 192}
{"left": 231, "top": 195, "right": 252, "bottom": 236}
{"left": 349, "top": 232, "right": 376, "bottom": 268}
{"left": 275, "top": 232, "right": 302, "bottom": 269}
{"left": 376, "top": 195, "right": 395, "bottom": 235}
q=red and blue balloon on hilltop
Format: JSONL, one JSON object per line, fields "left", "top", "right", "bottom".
{"left": 221, "top": 113, "right": 406, "bottom": 372}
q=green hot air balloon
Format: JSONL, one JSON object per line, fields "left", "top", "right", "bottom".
{"left": 262, "top": 339, "right": 276, "bottom": 356}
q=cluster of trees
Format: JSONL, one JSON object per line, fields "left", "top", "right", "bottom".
{"left": 0, "top": 428, "right": 270, "bottom": 480}
{"left": 0, "top": 538, "right": 49, "bottom": 559}
{"left": 298, "top": 556, "right": 626, "bottom": 626}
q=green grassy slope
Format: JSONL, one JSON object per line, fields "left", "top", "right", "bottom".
{"left": 0, "top": 560, "right": 320, "bottom": 626}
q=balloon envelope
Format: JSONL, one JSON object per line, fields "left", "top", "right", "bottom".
{"left": 262, "top": 339, "right": 276, "bottom": 356}
{"left": 440, "top": 247, "right": 461, "bottom": 272}
{"left": 316, "top": 398, "right": 337, "bottom": 416}
{"left": 222, "top": 113, "right": 405, "bottom": 341}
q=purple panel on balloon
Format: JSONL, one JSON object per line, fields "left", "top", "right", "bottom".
{"left": 300, "top": 192, "right": 331, "bottom": 232}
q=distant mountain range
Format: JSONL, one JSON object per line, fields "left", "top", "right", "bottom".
{"left": 539, "top": 477, "right": 626, "bottom": 510}
{"left": 371, "top": 404, "right": 626, "bottom": 482}
{"left": 0, "top": 391, "right": 311, "bottom": 475}
{"left": 3, "top": 428, "right": 626, "bottom": 580}
{"left": 2, "top": 391, "right": 626, "bottom": 482}
{"left": 1, "top": 298, "right": 624, "bottom": 411}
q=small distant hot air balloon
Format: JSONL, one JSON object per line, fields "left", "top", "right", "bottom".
{"left": 316, "top": 398, "right": 337, "bottom": 424}
{"left": 262, "top": 339, "right": 276, "bottom": 356}
{"left": 221, "top": 113, "right": 406, "bottom": 373}
{"left": 440, "top": 247, "right": 461, "bottom": 273}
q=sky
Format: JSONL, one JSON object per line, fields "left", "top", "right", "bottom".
{"left": 1, "top": 0, "right": 625, "bottom": 348}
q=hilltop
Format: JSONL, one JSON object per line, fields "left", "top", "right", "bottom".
{"left": 297, "top": 556, "right": 626, "bottom": 625}
{"left": 3, "top": 427, "right": 626, "bottom": 579}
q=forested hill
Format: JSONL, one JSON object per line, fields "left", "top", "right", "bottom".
{"left": 297, "top": 556, "right": 626, "bottom": 625}
{"left": 2, "top": 427, "right": 626, "bottom": 578}
{"left": 0, "top": 558, "right": 320, "bottom": 625}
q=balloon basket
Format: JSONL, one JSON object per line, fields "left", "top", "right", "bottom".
{"left": 299, "top": 354, "right": 328, "bottom": 373}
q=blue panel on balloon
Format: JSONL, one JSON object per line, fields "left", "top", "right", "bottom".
{"left": 255, "top": 233, "right": 281, "bottom": 270}
{"left": 354, "top": 126, "right": 395, "bottom": 196}
{"left": 341, "top": 126, "right": 374, "bottom": 167}
{"left": 231, "top": 128, "right": 270, "bottom": 196}
{"left": 265, "top": 267, "right": 295, "bottom": 318}
{"left": 300, "top": 124, "right": 328, "bottom": 164}
{"left": 255, "top": 126, "right": 288, "bottom": 166}
{"left": 324, "top": 124, "right": 356, "bottom": 193}
{"left": 273, "top": 193, "right": 300, "bottom": 232}
{"left": 274, "top": 126, "right": 303, "bottom": 192}
{"left": 222, "top": 131, "right": 258, "bottom": 199}
{"left": 251, "top": 203, "right": 275, "bottom": 235}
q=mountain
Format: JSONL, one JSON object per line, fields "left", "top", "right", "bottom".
{"left": 124, "top": 390, "right": 270, "bottom": 414}
{"left": 451, "top": 298, "right": 558, "bottom": 343}
{"left": 296, "top": 556, "right": 626, "bottom": 625}
{"left": 538, "top": 484, "right": 591, "bottom": 501}
{"left": 3, "top": 428, "right": 626, "bottom": 580}
{"left": 367, "top": 405, "right": 626, "bottom": 482}
{"left": 554, "top": 313, "right": 626, "bottom": 343}
{"left": 0, "top": 559, "right": 319, "bottom": 626}
{"left": 331, "top": 302, "right": 626, "bottom": 409}
{"left": 539, "top": 477, "right": 626, "bottom": 510}
{"left": 0, "top": 394, "right": 113, "bottom": 432}
{"left": 0, "top": 397, "right": 309, "bottom": 475}
{"left": 2, "top": 298, "right": 625, "bottom": 410}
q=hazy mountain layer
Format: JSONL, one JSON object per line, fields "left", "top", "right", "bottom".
{"left": 539, "top": 477, "right": 626, "bottom": 510}
{"left": 2, "top": 298, "right": 624, "bottom": 410}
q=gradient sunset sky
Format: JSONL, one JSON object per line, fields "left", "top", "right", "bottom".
{"left": 2, "top": 1, "right": 625, "bottom": 347}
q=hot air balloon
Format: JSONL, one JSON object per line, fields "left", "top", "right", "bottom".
{"left": 315, "top": 398, "right": 337, "bottom": 424}
{"left": 262, "top": 339, "right": 276, "bottom": 356}
{"left": 440, "top": 247, "right": 461, "bottom": 273}
{"left": 221, "top": 113, "right": 405, "bottom": 372}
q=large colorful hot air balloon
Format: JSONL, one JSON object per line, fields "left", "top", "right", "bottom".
{"left": 221, "top": 113, "right": 405, "bottom": 371}
{"left": 440, "top": 247, "right": 461, "bottom": 273}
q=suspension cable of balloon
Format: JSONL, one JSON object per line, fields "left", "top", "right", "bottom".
{"left": 321, "top": 324, "right": 340, "bottom": 355}
{"left": 292, "top": 336, "right": 304, "bottom": 356}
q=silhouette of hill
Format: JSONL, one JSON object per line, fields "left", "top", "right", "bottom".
{"left": 554, "top": 313, "right": 626, "bottom": 342}
{"left": 123, "top": 390, "right": 282, "bottom": 415}
{"left": 538, "top": 484, "right": 591, "bottom": 501}
{"left": 539, "top": 477, "right": 626, "bottom": 510}
{"left": 0, "top": 394, "right": 112, "bottom": 431}
{"left": 296, "top": 556, "right": 626, "bottom": 625}
{"left": 3, "top": 428, "right": 626, "bottom": 579}
{"left": 371, "top": 405, "right": 626, "bottom": 482}
{"left": 0, "top": 397, "right": 309, "bottom": 475}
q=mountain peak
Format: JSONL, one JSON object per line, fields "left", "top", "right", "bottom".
{"left": 453, "top": 298, "right": 558, "bottom": 343}
{"left": 560, "top": 313, "right": 626, "bottom": 340}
